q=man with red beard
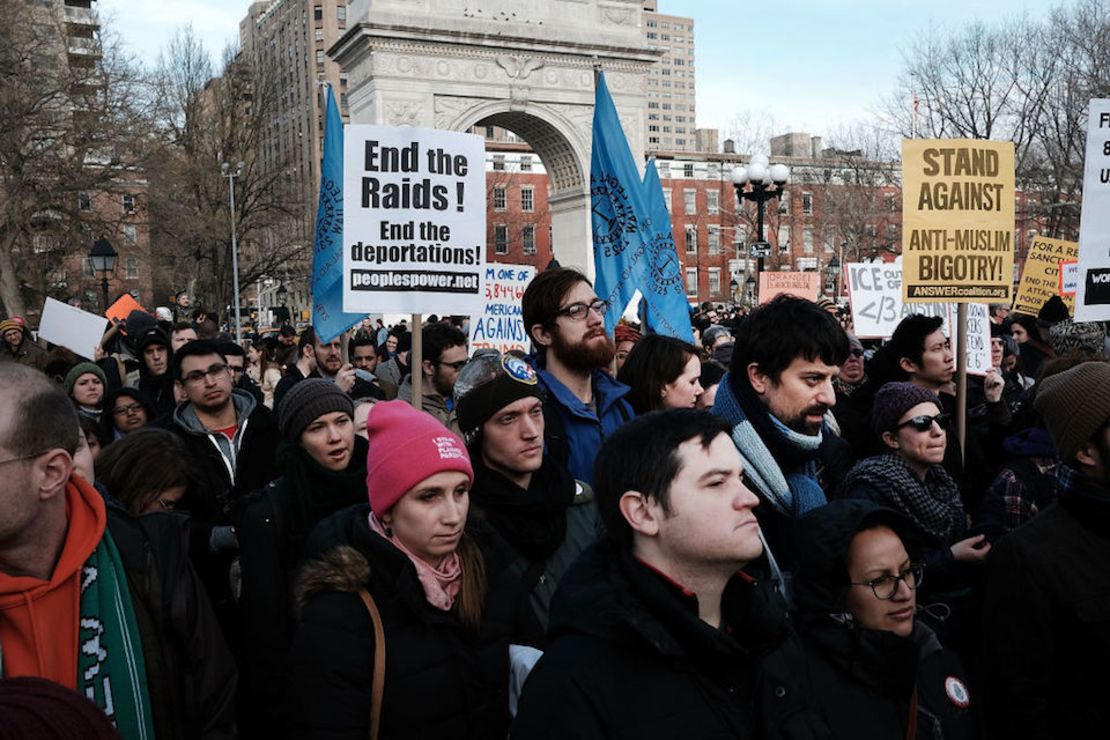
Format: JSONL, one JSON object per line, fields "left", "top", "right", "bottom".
{"left": 523, "top": 268, "right": 632, "bottom": 485}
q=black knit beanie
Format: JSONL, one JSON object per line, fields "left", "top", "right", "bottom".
{"left": 278, "top": 378, "right": 354, "bottom": 440}
{"left": 454, "top": 353, "right": 542, "bottom": 435}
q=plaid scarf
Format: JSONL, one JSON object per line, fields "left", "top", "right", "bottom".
{"left": 840, "top": 454, "right": 965, "bottom": 543}
{"left": 79, "top": 528, "right": 156, "bottom": 739}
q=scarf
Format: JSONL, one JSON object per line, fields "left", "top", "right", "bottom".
{"left": 79, "top": 528, "right": 156, "bottom": 739}
{"left": 712, "top": 373, "right": 827, "bottom": 517}
{"left": 834, "top": 374, "right": 866, "bottom": 398}
{"left": 368, "top": 513, "right": 462, "bottom": 611}
{"left": 470, "top": 456, "right": 575, "bottom": 563}
{"left": 276, "top": 436, "right": 369, "bottom": 558}
{"left": 1057, "top": 465, "right": 1110, "bottom": 539}
{"left": 840, "top": 454, "right": 965, "bottom": 543}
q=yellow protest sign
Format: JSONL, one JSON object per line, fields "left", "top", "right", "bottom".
{"left": 901, "top": 139, "right": 1015, "bottom": 303}
{"left": 1012, "top": 236, "right": 1080, "bottom": 316}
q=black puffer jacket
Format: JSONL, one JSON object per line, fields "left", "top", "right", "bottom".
{"left": 285, "top": 504, "right": 536, "bottom": 740}
{"left": 512, "top": 540, "right": 831, "bottom": 739}
{"left": 792, "top": 499, "right": 977, "bottom": 740}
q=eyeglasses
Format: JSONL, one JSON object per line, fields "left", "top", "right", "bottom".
{"left": 556, "top": 299, "right": 609, "bottom": 322}
{"left": 848, "top": 349, "right": 865, "bottom": 358}
{"left": 156, "top": 496, "right": 179, "bottom": 512}
{"left": 181, "top": 363, "right": 229, "bottom": 385}
{"left": 893, "top": 413, "right": 950, "bottom": 433}
{"left": 851, "top": 563, "right": 924, "bottom": 600}
{"left": 0, "top": 450, "right": 47, "bottom": 466}
{"left": 113, "top": 403, "right": 144, "bottom": 416}
{"left": 436, "top": 359, "right": 468, "bottom": 371}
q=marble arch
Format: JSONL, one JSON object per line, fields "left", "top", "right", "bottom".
{"left": 331, "top": 0, "right": 657, "bottom": 272}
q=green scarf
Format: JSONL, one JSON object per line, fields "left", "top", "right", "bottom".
{"left": 79, "top": 528, "right": 156, "bottom": 740}
{"left": 276, "top": 435, "right": 369, "bottom": 557}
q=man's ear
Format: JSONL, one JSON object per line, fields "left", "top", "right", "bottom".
{"left": 422, "top": 358, "right": 435, "bottom": 377}
{"left": 35, "top": 449, "right": 73, "bottom": 502}
{"left": 898, "top": 357, "right": 919, "bottom": 375}
{"left": 747, "top": 363, "right": 769, "bottom": 395}
{"left": 619, "top": 490, "right": 661, "bottom": 537}
{"left": 530, "top": 323, "right": 553, "bottom": 349}
{"left": 1076, "top": 441, "right": 1100, "bottom": 469}
{"left": 881, "top": 430, "right": 900, "bottom": 450}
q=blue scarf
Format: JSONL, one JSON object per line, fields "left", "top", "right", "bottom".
{"left": 712, "top": 373, "right": 828, "bottom": 517}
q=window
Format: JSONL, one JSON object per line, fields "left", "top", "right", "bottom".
{"left": 708, "top": 226, "right": 720, "bottom": 255}
{"left": 122, "top": 193, "right": 135, "bottom": 213}
{"left": 708, "top": 268, "right": 721, "bottom": 296}
{"left": 520, "top": 155, "right": 532, "bottom": 172}
{"left": 659, "top": 161, "right": 670, "bottom": 178}
{"left": 316, "top": 50, "right": 324, "bottom": 65}
{"left": 683, "top": 163, "right": 694, "bottom": 178}
{"left": 803, "top": 227, "right": 814, "bottom": 254}
{"left": 494, "top": 224, "right": 508, "bottom": 254}
{"left": 778, "top": 225, "right": 790, "bottom": 253}
{"left": 685, "top": 226, "right": 697, "bottom": 253}
{"left": 78, "top": 192, "right": 91, "bottom": 210}
{"left": 125, "top": 256, "right": 139, "bottom": 279}
{"left": 706, "top": 190, "right": 718, "bottom": 214}
{"left": 663, "top": 188, "right": 671, "bottom": 211}
{"left": 315, "top": 28, "right": 324, "bottom": 41}
{"left": 336, "top": 4, "right": 346, "bottom": 21}
{"left": 683, "top": 190, "right": 696, "bottom": 215}
{"left": 886, "top": 194, "right": 897, "bottom": 211}
{"left": 314, "top": 5, "right": 323, "bottom": 21}
{"left": 685, "top": 268, "right": 698, "bottom": 295}
{"left": 802, "top": 192, "right": 813, "bottom": 216}
{"left": 492, "top": 155, "right": 505, "bottom": 171}
{"left": 522, "top": 225, "right": 536, "bottom": 255}
{"left": 520, "top": 186, "right": 534, "bottom": 213}
{"left": 493, "top": 186, "right": 506, "bottom": 211}
{"left": 778, "top": 197, "right": 789, "bottom": 216}
{"left": 122, "top": 224, "right": 137, "bottom": 245}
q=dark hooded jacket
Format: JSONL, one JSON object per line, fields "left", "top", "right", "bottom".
{"left": 285, "top": 504, "right": 537, "bottom": 740}
{"left": 135, "top": 327, "right": 177, "bottom": 418}
{"left": 792, "top": 500, "right": 976, "bottom": 740}
{"left": 511, "top": 540, "right": 831, "bottom": 739}
{"left": 101, "top": 386, "right": 153, "bottom": 441}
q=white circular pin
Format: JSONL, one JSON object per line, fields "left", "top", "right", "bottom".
{"left": 944, "top": 676, "right": 970, "bottom": 708}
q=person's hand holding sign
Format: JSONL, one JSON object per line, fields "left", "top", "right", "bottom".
{"left": 983, "top": 367, "right": 1004, "bottom": 403}
{"left": 334, "top": 363, "right": 357, "bottom": 394}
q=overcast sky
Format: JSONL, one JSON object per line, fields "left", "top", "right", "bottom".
{"left": 100, "top": 0, "right": 1065, "bottom": 142}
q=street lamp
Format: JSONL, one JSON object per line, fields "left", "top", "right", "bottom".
{"left": 825, "top": 254, "right": 841, "bottom": 301}
{"left": 276, "top": 283, "right": 288, "bottom": 305}
{"left": 731, "top": 154, "right": 790, "bottom": 301}
{"left": 745, "top": 274, "right": 756, "bottom": 307}
{"left": 730, "top": 277, "right": 738, "bottom": 305}
{"left": 221, "top": 160, "right": 246, "bottom": 343}
{"left": 87, "top": 236, "right": 118, "bottom": 311}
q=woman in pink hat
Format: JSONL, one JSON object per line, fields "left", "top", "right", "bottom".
{"left": 287, "top": 400, "right": 534, "bottom": 739}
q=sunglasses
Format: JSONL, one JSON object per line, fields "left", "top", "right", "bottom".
{"left": 848, "top": 349, "right": 864, "bottom": 358}
{"left": 893, "top": 413, "right": 950, "bottom": 433}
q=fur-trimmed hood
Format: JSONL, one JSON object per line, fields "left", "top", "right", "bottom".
{"left": 295, "top": 545, "right": 371, "bottom": 614}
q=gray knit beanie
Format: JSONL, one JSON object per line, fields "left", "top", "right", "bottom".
{"left": 277, "top": 378, "right": 354, "bottom": 441}
{"left": 1035, "top": 361, "right": 1110, "bottom": 462}
{"left": 871, "top": 381, "right": 943, "bottom": 436}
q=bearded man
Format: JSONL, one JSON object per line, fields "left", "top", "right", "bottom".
{"left": 523, "top": 267, "right": 632, "bottom": 485}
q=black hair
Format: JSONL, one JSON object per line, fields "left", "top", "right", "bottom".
{"left": 729, "top": 295, "right": 849, "bottom": 385}
{"left": 298, "top": 326, "right": 317, "bottom": 358}
{"left": 94, "top": 428, "right": 193, "bottom": 515}
{"left": 280, "top": 325, "right": 297, "bottom": 337}
{"left": 0, "top": 363, "right": 79, "bottom": 456}
{"left": 521, "top": 267, "right": 591, "bottom": 341}
{"left": 78, "top": 413, "right": 109, "bottom": 449}
{"left": 889, "top": 314, "right": 944, "bottom": 369}
{"left": 593, "top": 409, "right": 732, "bottom": 549}
{"left": 172, "top": 339, "right": 227, "bottom": 380}
{"left": 351, "top": 336, "right": 376, "bottom": 351}
{"left": 617, "top": 334, "right": 702, "bottom": 414}
{"left": 217, "top": 341, "right": 246, "bottom": 360}
{"left": 422, "top": 322, "right": 468, "bottom": 365}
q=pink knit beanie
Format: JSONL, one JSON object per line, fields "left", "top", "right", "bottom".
{"left": 365, "top": 400, "right": 473, "bottom": 514}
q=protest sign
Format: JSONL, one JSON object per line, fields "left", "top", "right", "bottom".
{"left": 1012, "top": 236, "right": 1080, "bottom": 316}
{"left": 1060, "top": 260, "right": 1079, "bottom": 296}
{"left": 758, "top": 271, "right": 820, "bottom": 304}
{"left": 105, "top": 294, "right": 144, "bottom": 324}
{"left": 901, "top": 139, "right": 1015, "bottom": 302}
{"left": 845, "top": 262, "right": 991, "bottom": 374}
{"left": 342, "top": 125, "right": 486, "bottom": 315}
{"left": 468, "top": 264, "right": 535, "bottom": 356}
{"left": 38, "top": 297, "right": 107, "bottom": 360}
{"left": 1074, "top": 99, "right": 1110, "bottom": 322}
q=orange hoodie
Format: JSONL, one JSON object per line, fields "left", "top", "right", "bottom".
{"left": 0, "top": 476, "right": 106, "bottom": 686}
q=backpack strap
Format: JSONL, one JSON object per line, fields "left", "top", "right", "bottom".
{"left": 358, "top": 589, "right": 386, "bottom": 740}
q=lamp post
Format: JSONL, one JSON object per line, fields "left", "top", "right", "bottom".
{"left": 745, "top": 274, "right": 756, "bottom": 307}
{"left": 731, "top": 154, "right": 790, "bottom": 301}
{"left": 730, "top": 277, "right": 738, "bottom": 305}
{"left": 825, "top": 254, "right": 841, "bottom": 301}
{"left": 88, "top": 236, "right": 118, "bottom": 311}
{"left": 221, "top": 160, "right": 246, "bottom": 344}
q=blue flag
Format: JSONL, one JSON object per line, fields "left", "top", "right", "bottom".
{"left": 590, "top": 71, "right": 693, "bottom": 340}
{"left": 312, "top": 84, "right": 363, "bottom": 344}
{"left": 591, "top": 71, "right": 652, "bottom": 334}
{"left": 640, "top": 159, "right": 694, "bottom": 341}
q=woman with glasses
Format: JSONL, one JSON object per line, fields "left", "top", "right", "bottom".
{"left": 792, "top": 499, "right": 977, "bottom": 738}
{"left": 93, "top": 428, "right": 193, "bottom": 515}
{"left": 103, "top": 387, "right": 152, "bottom": 440}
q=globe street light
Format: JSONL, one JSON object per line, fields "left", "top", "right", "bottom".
{"left": 731, "top": 154, "right": 790, "bottom": 300}
{"left": 87, "top": 236, "right": 118, "bottom": 311}
{"left": 221, "top": 160, "right": 246, "bottom": 343}
{"left": 825, "top": 254, "right": 841, "bottom": 300}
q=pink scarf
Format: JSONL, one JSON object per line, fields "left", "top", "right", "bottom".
{"left": 368, "top": 513, "right": 462, "bottom": 611}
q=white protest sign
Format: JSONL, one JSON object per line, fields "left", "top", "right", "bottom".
{"left": 846, "top": 262, "right": 991, "bottom": 374}
{"left": 343, "top": 125, "right": 486, "bottom": 315}
{"left": 1060, "top": 260, "right": 1079, "bottom": 295}
{"left": 37, "top": 297, "right": 107, "bottom": 360}
{"left": 468, "top": 264, "right": 535, "bottom": 356}
{"left": 1074, "top": 99, "right": 1110, "bottom": 321}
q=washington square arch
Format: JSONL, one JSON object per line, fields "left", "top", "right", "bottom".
{"left": 331, "top": 0, "right": 658, "bottom": 273}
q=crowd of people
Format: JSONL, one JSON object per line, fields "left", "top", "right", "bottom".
{"left": 0, "top": 273, "right": 1107, "bottom": 739}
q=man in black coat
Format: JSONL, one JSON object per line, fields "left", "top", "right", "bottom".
{"left": 981, "top": 360, "right": 1110, "bottom": 739}
{"left": 512, "top": 409, "right": 829, "bottom": 739}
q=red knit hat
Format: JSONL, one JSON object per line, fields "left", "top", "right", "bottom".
{"left": 365, "top": 400, "right": 473, "bottom": 514}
